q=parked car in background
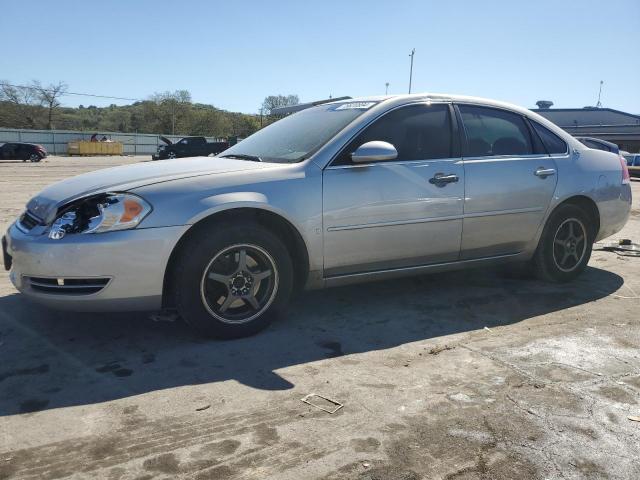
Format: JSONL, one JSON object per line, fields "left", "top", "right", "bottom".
{"left": 3, "top": 94, "right": 632, "bottom": 339}
{"left": 623, "top": 152, "right": 640, "bottom": 177}
{"left": 0, "top": 142, "right": 47, "bottom": 162}
{"left": 152, "top": 136, "right": 229, "bottom": 160}
{"left": 575, "top": 136, "right": 620, "bottom": 154}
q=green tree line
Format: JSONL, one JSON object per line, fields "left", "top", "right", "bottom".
{"left": 0, "top": 82, "right": 301, "bottom": 139}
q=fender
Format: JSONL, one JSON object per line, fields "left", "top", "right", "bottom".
{"left": 188, "top": 192, "right": 285, "bottom": 224}
{"left": 179, "top": 192, "right": 323, "bottom": 286}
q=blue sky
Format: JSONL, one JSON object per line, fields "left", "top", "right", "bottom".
{"left": 2, "top": 0, "right": 639, "bottom": 114}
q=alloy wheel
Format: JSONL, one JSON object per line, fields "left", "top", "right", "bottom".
{"left": 552, "top": 218, "right": 587, "bottom": 273}
{"left": 200, "top": 244, "right": 279, "bottom": 324}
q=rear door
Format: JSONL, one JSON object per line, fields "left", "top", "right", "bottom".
{"left": 456, "top": 104, "right": 558, "bottom": 259}
{"left": 15, "top": 144, "right": 28, "bottom": 160}
{"left": 187, "top": 137, "right": 206, "bottom": 156}
{"left": 322, "top": 103, "right": 464, "bottom": 276}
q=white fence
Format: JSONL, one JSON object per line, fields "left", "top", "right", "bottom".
{"left": 0, "top": 128, "right": 225, "bottom": 156}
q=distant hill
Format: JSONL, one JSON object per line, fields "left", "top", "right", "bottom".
{"left": 0, "top": 100, "right": 262, "bottom": 140}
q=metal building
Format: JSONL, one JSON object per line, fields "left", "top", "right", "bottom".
{"left": 532, "top": 106, "right": 640, "bottom": 153}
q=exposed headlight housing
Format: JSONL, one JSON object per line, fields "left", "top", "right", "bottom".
{"left": 48, "top": 193, "right": 152, "bottom": 240}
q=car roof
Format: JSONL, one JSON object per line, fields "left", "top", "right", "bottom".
{"left": 329, "top": 93, "right": 533, "bottom": 113}
{"left": 325, "top": 93, "right": 576, "bottom": 144}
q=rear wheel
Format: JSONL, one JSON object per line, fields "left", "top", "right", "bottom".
{"left": 173, "top": 222, "right": 293, "bottom": 338}
{"left": 533, "top": 204, "right": 593, "bottom": 282}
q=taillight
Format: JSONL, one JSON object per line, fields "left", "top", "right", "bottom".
{"left": 620, "top": 154, "right": 630, "bottom": 184}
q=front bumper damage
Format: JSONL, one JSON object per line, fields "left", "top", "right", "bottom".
{"left": 4, "top": 222, "right": 189, "bottom": 312}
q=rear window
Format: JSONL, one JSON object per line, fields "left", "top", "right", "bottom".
{"left": 583, "top": 139, "right": 610, "bottom": 152}
{"left": 458, "top": 105, "right": 534, "bottom": 157}
{"left": 531, "top": 122, "right": 568, "bottom": 154}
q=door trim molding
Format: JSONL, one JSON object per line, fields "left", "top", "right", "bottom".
{"left": 327, "top": 214, "right": 463, "bottom": 232}
{"left": 463, "top": 206, "right": 543, "bottom": 218}
{"left": 326, "top": 206, "right": 542, "bottom": 232}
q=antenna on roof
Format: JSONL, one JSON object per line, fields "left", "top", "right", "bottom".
{"left": 408, "top": 48, "right": 415, "bottom": 94}
{"left": 596, "top": 80, "right": 604, "bottom": 108}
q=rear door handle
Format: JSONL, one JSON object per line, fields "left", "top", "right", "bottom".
{"left": 534, "top": 167, "right": 556, "bottom": 178}
{"left": 429, "top": 173, "right": 459, "bottom": 186}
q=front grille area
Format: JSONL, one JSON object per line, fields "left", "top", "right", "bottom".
{"left": 26, "top": 277, "right": 110, "bottom": 295}
{"left": 18, "top": 211, "right": 42, "bottom": 231}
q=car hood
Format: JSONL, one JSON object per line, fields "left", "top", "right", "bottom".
{"left": 26, "top": 157, "right": 273, "bottom": 223}
{"left": 159, "top": 136, "right": 172, "bottom": 145}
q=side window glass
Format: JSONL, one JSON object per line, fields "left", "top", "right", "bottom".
{"left": 531, "top": 122, "right": 568, "bottom": 154}
{"left": 459, "top": 105, "right": 534, "bottom": 157}
{"left": 336, "top": 104, "right": 452, "bottom": 165}
{"left": 587, "top": 140, "right": 611, "bottom": 152}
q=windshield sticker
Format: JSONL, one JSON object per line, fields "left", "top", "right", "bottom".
{"left": 334, "top": 102, "right": 376, "bottom": 110}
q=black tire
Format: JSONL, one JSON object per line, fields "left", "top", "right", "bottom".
{"left": 29, "top": 154, "right": 41, "bottom": 163}
{"left": 173, "top": 222, "right": 293, "bottom": 339}
{"left": 533, "top": 204, "right": 594, "bottom": 283}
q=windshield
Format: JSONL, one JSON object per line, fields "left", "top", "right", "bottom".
{"left": 220, "top": 101, "right": 378, "bottom": 163}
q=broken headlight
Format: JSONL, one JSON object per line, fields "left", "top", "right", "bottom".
{"left": 48, "top": 193, "right": 152, "bottom": 240}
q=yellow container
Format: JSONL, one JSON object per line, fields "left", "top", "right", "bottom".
{"left": 67, "top": 141, "right": 123, "bottom": 156}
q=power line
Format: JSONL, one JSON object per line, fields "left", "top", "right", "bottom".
{"left": 1, "top": 83, "right": 141, "bottom": 102}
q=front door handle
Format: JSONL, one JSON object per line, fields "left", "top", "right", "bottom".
{"left": 534, "top": 167, "right": 556, "bottom": 178}
{"left": 429, "top": 173, "right": 459, "bottom": 187}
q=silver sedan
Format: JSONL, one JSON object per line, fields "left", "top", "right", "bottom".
{"left": 3, "top": 94, "right": 632, "bottom": 338}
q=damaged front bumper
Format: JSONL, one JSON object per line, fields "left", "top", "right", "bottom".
{"left": 4, "top": 222, "right": 189, "bottom": 312}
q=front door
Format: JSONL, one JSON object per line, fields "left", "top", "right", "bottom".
{"left": 322, "top": 103, "right": 465, "bottom": 277}
{"left": 456, "top": 104, "right": 558, "bottom": 259}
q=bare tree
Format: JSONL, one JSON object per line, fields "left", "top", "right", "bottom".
{"left": 32, "top": 81, "right": 68, "bottom": 129}
{"left": 261, "top": 94, "right": 299, "bottom": 116}
{"left": 0, "top": 81, "right": 39, "bottom": 128}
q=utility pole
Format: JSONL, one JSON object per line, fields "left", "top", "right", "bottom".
{"left": 408, "top": 48, "right": 415, "bottom": 94}
{"left": 385, "top": 82, "right": 389, "bottom": 95}
{"left": 596, "top": 80, "right": 604, "bottom": 108}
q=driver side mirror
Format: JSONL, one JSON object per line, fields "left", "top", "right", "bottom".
{"left": 351, "top": 141, "right": 398, "bottom": 164}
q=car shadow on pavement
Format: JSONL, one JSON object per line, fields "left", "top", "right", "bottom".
{"left": 0, "top": 265, "right": 623, "bottom": 416}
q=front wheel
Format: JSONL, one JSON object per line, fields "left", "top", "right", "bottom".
{"left": 533, "top": 204, "right": 594, "bottom": 283}
{"left": 29, "top": 154, "right": 41, "bottom": 163}
{"left": 168, "top": 151, "right": 176, "bottom": 159}
{"left": 173, "top": 222, "right": 293, "bottom": 339}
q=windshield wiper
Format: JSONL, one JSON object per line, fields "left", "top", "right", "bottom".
{"left": 220, "top": 154, "right": 262, "bottom": 162}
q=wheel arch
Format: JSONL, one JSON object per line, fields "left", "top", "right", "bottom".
{"left": 552, "top": 195, "right": 601, "bottom": 238}
{"left": 161, "top": 206, "right": 311, "bottom": 310}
